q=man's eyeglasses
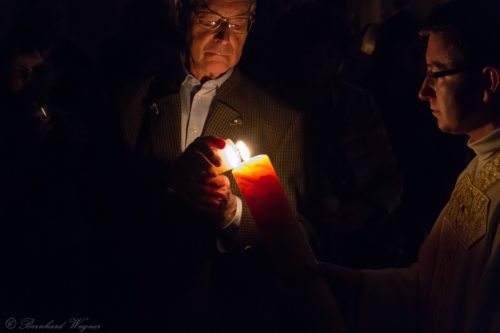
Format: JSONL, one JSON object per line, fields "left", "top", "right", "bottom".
{"left": 425, "top": 67, "right": 471, "bottom": 86}
{"left": 195, "top": 7, "right": 253, "bottom": 34}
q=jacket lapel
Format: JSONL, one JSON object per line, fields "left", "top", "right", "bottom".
{"left": 203, "top": 69, "right": 244, "bottom": 141}
{"left": 202, "top": 100, "right": 243, "bottom": 142}
{"left": 150, "top": 94, "right": 182, "bottom": 162}
{"left": 143, "top": 69, "right": 184, "bottom": 162}
{"left": 147, "top": 68, "right": 244, "bottom": 160}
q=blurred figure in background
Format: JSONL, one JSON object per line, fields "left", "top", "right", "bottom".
{"left": 362, "top": 0, "right": 470, "bottom": 263}
{"left": 267, "top": 1, "right": 403, "bottom": 268}
{"left": 0, "top": 17, "right": 92, "bottom": 322}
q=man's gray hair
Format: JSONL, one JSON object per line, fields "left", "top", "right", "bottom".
{"left": 175, "top": 0, "right": 256, "bottom": 23}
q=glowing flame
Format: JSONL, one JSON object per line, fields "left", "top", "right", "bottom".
{"left": 217, "top": 139, "right": 252, "bottom": 172}
{"left": 236, "top": 141, "right": 251, "bottom": 161}
{"left": 219, "top": 141, "right": 241, "bottom": 169}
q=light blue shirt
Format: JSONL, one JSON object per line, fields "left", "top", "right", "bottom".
{"left": 180, "top": 68, "right": 234, "bottom": 151}
{"left": 179, "top": 67, "right": 242, "bottom": 251}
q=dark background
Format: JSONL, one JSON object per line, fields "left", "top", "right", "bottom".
{"left": 0, "top": 0, "right": 447, "bottom": 62}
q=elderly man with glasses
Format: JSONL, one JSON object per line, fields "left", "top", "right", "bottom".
{"left": 117, "top": 0, "right": 308, "bottom": 332}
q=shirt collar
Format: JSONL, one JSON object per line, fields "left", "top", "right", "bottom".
{"left": 181, "top": 64, "right": 234, "bottom": 92}
{"left": 468, "top": 127, "right": 500, "bottom": 157}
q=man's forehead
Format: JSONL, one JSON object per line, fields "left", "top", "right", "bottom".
{"left": 202, "top": 0, "right": 252, "bottom": 14}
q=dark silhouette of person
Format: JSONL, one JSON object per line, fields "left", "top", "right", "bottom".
{"left": 266, "top": 1, "right": 403, "bottom": 268}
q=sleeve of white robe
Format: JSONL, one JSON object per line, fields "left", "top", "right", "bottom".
{"left": 467, "top": 224, "right": 500, "bottom": 333}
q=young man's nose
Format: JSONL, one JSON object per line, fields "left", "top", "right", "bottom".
{"left": 418, "top": 76, "right": 435, "bottom": 101}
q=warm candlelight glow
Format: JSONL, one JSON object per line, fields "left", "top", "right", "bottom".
{"left": 214, "top": 139, "right": 251, "bottom": 173}
{"left": 236, "top": 141, "right": 250, "bottom": 161}
{"left": 214, "top": 140, "right": 251, "bottom": 173}
{"left": 216, "top": 139, "right": 241, "bottom": 173}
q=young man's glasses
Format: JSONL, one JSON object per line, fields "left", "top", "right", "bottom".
{"left": 195, "top": 7, "right": 253, "bottom": 34}
{"left": 425, "top": 67, "right": 471, "bottom": 86}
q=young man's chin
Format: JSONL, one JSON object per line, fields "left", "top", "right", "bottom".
{"left": 437, "top": 123, "right": 463, "bottom": 135}
{"left": 436, "top": 120, "right": 452, "bottom": 133}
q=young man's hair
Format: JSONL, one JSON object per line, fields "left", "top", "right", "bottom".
{"left": 420, "top": 1, "right": 500, "bottom": 68}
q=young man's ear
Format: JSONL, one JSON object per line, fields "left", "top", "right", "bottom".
{"left": 482, "top": 66, "right": 500, "bottom": 103}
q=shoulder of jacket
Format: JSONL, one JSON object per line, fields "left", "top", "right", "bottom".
{"left": 228, "top": 72, "right": 300, "bottom": 114}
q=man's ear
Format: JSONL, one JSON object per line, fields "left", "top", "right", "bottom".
{"left": 482, "top": 66, "right": 500, "bottom": 103}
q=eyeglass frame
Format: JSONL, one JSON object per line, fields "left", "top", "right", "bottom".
{"left": 424, "top": 67, "right": 474, "bottom": 86}
{"left": 194, "top": 6, "right": 254, "bottom": 34}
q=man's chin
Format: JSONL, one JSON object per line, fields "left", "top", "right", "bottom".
{"left": 203, "top": 62, "right": 232, "bottom": 78}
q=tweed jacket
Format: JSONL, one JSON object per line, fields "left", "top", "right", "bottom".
{"left": 119, "top": 68, "right": 305, "bottom": 249}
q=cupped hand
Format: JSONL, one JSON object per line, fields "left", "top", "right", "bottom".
{"left": 174, "top": 136, "right": 237, "bottom": 227}
{"left": 174, "top": 136, "right": 226, "bottom": 182}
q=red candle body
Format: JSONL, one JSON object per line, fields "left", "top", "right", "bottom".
{"left": 232, "top": 155, "right": 294, "bottom": 225}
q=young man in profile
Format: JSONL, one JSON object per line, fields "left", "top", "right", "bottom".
{"left": 259, "top": 2, "right": 500, "bottom": 332}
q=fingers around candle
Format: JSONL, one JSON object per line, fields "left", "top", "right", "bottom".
{"left": 202, "top": 136, "right": 226, "bottom": 150}
{"left": 203, "top": 174, "right": 231, "bottom": 187}
{"left": 190, "top": 136, "right": 226, "bottom": 167}
{"left": 176, "top": 147, "right": 216, "bottom": 174}
{"left": 193, "top": 194, "right": 237, "bottom": 225}
{"left": 182, "top": 175, "right": 231, "bottom": 199}
{"left": 193, "top": 151, "right": 219, "bottom": 176}
{"left": 192, "top": 194, "right": 225, "bottom": 210}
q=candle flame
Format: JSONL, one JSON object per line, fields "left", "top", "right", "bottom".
{"left": 218, "top": 139, "right": 251, "bottom": 171}
{"left": 236, "top": 141, "right": 251, "bottom": 161}
{"left": 219, "top": 140, "right": 242, "bottom": 169}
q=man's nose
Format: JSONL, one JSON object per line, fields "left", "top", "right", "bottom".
{"left": 418, "top": 76, "right": 435, "bottom": 101}
{"left": 214, "top": 24, "right": 230, "bottom": 42}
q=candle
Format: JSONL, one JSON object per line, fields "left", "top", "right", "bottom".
{"left": 214, "top": 140, "right": 295, "bottom": 225}
{"left": 232, "top": 154, "right": 295, "bottom": 225}
{"left": 217, "top": 140, "right": 318, "bottom": 281}
{"left": 217, "top": 141, "right": 344, "bottom": 331}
